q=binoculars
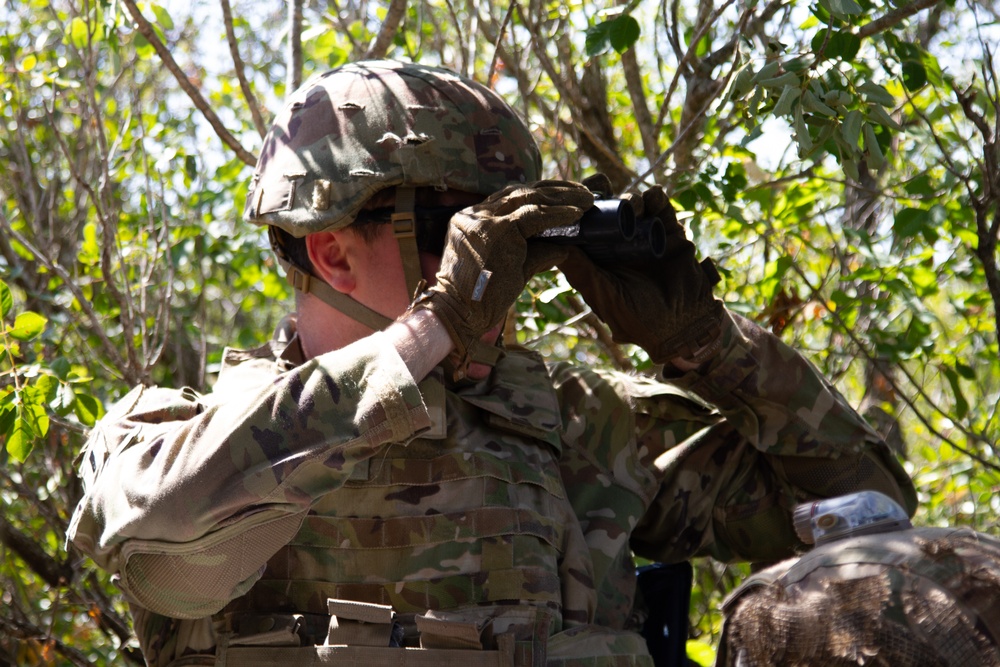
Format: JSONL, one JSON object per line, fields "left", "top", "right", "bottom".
{"left": 537, "top": 199, "right": 667, "bottom": 265}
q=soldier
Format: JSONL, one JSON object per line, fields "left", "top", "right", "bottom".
{"left": 68, "top": 60, "right": 916, "bottom": 667}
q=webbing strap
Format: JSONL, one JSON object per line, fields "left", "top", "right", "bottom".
{"left": 280, "top": 259, "right": 393, "bottom": 332}
{"left": 218, "top": 641, "right": 516, "bottom": 667}
{"left": 469, "top": 340, "right": 504, "bottom": 366}
{"left": 393, "top": 187, "right": 424, "bottom": 300}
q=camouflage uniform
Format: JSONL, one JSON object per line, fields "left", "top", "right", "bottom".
{"left": 67, "top": 60, "right": 915, "bottom": 667}
{"left": 68, "top": 308, "right": 915, "bottom": 666}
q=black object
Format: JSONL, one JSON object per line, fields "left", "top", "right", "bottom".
{"left": 637, "top": 562, "right": 693, "bottom": 667}
{"left": 539, "top": 199, "right": 667, "bottom": 265}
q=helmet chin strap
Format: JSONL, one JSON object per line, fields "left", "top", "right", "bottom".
{"left": 392, "top": 187, "right": 504, "bottom": 381}
{"left": 274, "top": 189, "right": 505, "bottom": 379}
{"left": 391, "top": 187, "right": 424, "bottom": 301}
{"left": 278, "top": 257, "right": 395, "bottom": 332}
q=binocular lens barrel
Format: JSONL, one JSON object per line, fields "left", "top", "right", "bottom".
{"left": 538, "top": 198, "right": 668, "bottom": 265}
{"left": 642, "top": 217, "right": 667, "bottom": 259}
{"left": 578, "top": 199, "right": 636, "bottom": 243}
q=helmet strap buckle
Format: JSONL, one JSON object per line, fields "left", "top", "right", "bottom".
{"left": 393, "top": 187, "right": 424, "bottom": 299}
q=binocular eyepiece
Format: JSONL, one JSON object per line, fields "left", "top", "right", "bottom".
{"left": 537, "top": 199, "right": 667, "bottom": 265}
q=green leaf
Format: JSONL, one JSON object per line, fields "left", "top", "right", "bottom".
{"left": 185, "top": 154, "right": 198, "bottom": 181}
{"left": 823, "top": 90, "right": 852, "bottom": 107}
{"left": 811, "top": 29, "right": 861, "bottom": 62}
{"left": 892, "top": 39, "right": 923, "bottom": 61}
{"left": 134, "top": 32, "right": 155, "bottom": 57}
{"left": 149, "top": 3, "right": 175, "bottom": 30}
{"left": 904, "top": 174, "right": 935, "bottom": 196}
{"left": 0, "top": 280, "right": 11, "bottom": 321}
{"left": 759, "top": 72, "right": 800, "bottom": 89}
{"left": 609, "top": 15, "right": 640, "bottom": 54}
{"left": 955, "top": 362, "right": 976, "bottom": 381}
{"left": 893, "top": 207, "right": 932, "bottom": 240}
{"left": 585, "top": 21, "right": 612, "bottom": 57}
{"left": 50, "top": 357, "right": 71, "bottom": 381}
{"left": 751, "top": 61, "right": 781, "bottom": 83}
{"left": 820, "top": 0, "right": 863, "bottom": 17}
{"left": 859, "top": 81, "right": 895, "bottom": 106}
{"left": 6, "top": 399, "right": 48, "bottom": 462}
{"left": 80, "top": 220, "right": 100, "bottom": 266}
{"left": 802, "top": 90, "right": 836, "bottom": 116}
{"left": 842, "top": 155, "right": 860, "bottom": 181}
{"left": 794, "top": 104, "right": 813, "bottom": 153}
{"left": 863, "top": 122, "right": 884, "bottom": 169}
{"left": 841, "top": 109, "right": 863, "bottom": 148}
{"left": 8, "top": 312, "right": 47, "bottom": 341}
{"left": 943, "top": 367, "right": 969, "bottom": 420}
{"left": 773, "top": 85, "right": 801, "bottom": 116}
{"left": 829, "top": 31, "right": 861, "bottom": 61}
{"left": 906, "top": 264, "right": 938, "bottom": 295}
{"left": 730, "top": 68, "right": 754, "bottom": 100}
{"left": 901, "top": 60, "right": 927, "bottom": 91}
{"left": 0, "top": 401, "right": 14, "bottom": 438}
{"left": 760, "top": 256, "right": 793, "bottom": 301}
{"left": 74, "top": 393, "right": 104, "bottom": 427}
{"left": 686, "top": 639, "right": 717, "bottom": 667}
{"left": 67, "top": 16, "right": 89, "bottom": 48}
{"left": 867, "top": 104, "right": 901, "bottom": 131}
{"left": 33, "top": 375, "right": 57, "bottom": 403}
{"left": 6, "top": 414, "right": 34, "bottom": 461}
{"left": 784, "top": 57, "right": 809, "bottom": 72}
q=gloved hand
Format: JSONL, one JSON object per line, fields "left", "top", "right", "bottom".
{"left": 557, "top": 174, "right": 724, "bottom": 364}
{"left": 412, "top": 180, "right": 593, "bottom": 376}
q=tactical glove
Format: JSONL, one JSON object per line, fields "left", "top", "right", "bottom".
{"left": 412, "top": 180, "right": 592, "bottom": 377}
{"left": 557, "top": 174, "right": 724, "bottom": 364}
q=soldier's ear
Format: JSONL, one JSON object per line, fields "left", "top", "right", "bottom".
{"left": 306, "top": 231, "right": 356, "bottom": 294}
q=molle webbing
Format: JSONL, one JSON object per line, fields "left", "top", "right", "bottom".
{"left": 217, "top": 639, "right": 516, "bottom": 667}
{"left": 228, "top": 568, "right": 563, "bottom": 618}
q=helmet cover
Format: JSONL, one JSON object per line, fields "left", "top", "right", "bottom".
{"left": 717, "top": 526, "right": 1000, "bottom": 666}
{"left": 244, "top": 60, "right": 542, "bottom": 236}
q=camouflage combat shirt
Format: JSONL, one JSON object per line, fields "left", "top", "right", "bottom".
{"left": 68, "top": 311, "right": 916, "bottom": 666}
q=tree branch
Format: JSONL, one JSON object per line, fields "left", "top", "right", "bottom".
{"left": 564, "top": 293, "right": 635, "bottom": 372}
{"left": 784, "top": 212, "right": 1000, "bottom": 474}
{"left": 366, "top": 0, "right": 408, "bottom": 59}
{"left": 488, "top": 3, "right": 517, "bottom": 83}
{"left": 219, "top": 0, "right": 268, "bottom": 138}
{"left": 0, "top": 194, "right": 134, "bottom": 385}
{"left": 0, "top": 513, "right": 73, "bottom": 589}
{"left": 328, "top": 0, "right": 363, "bottom": 56}
{"left": 510, "top": 0, "right": 586, "bottom": 112}
{"left": 0, "top": 616, "right": 91, "bottom": 667}
{"left": 120, "top": 0, "right": 256, "bottom": 166}
{"left": 858, "top": 0, "right": 945, "bottom": 40}
{"left": 287, "top": 0, "right": 304, "bottom": 95}
{"left": 621, "top": 46, "right": 661, "bottom": 167}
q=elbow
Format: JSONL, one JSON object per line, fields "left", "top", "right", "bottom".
{"left": 115, "top": 508, "right": 306, "bottom": 619}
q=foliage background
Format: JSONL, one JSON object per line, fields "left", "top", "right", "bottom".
{"left": 1, "top": 0, "right": 998, "bottom": 664}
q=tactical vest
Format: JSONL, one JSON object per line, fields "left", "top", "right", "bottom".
{"left": 717, "top": 526, "right": 1000, "bottom": 666}
{"left": 210, "top": 349, "right": 652, "bottom": 667}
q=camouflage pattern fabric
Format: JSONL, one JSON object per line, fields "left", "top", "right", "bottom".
{"left": 244, "top": 60, "right": 542, "bottom": 237}
{"left": 67, "top": 311, "right": 915, "bottom": 666}
{"left": 716, "top": 526, "right": 1000, "bottom": 666}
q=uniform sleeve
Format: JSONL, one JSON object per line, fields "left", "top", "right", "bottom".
{"left": 67, "top": 332, "right": 431, "bottom": 619}
{"left": 628, "top": 311, "right": 917, "bottom": 565}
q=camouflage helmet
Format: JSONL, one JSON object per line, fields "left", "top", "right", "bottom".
{"left": 243, "top": 60, "right": 542, "bottom": 236}
{"left": 717, "top": 526, "right": 1000, "bottom": 666}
